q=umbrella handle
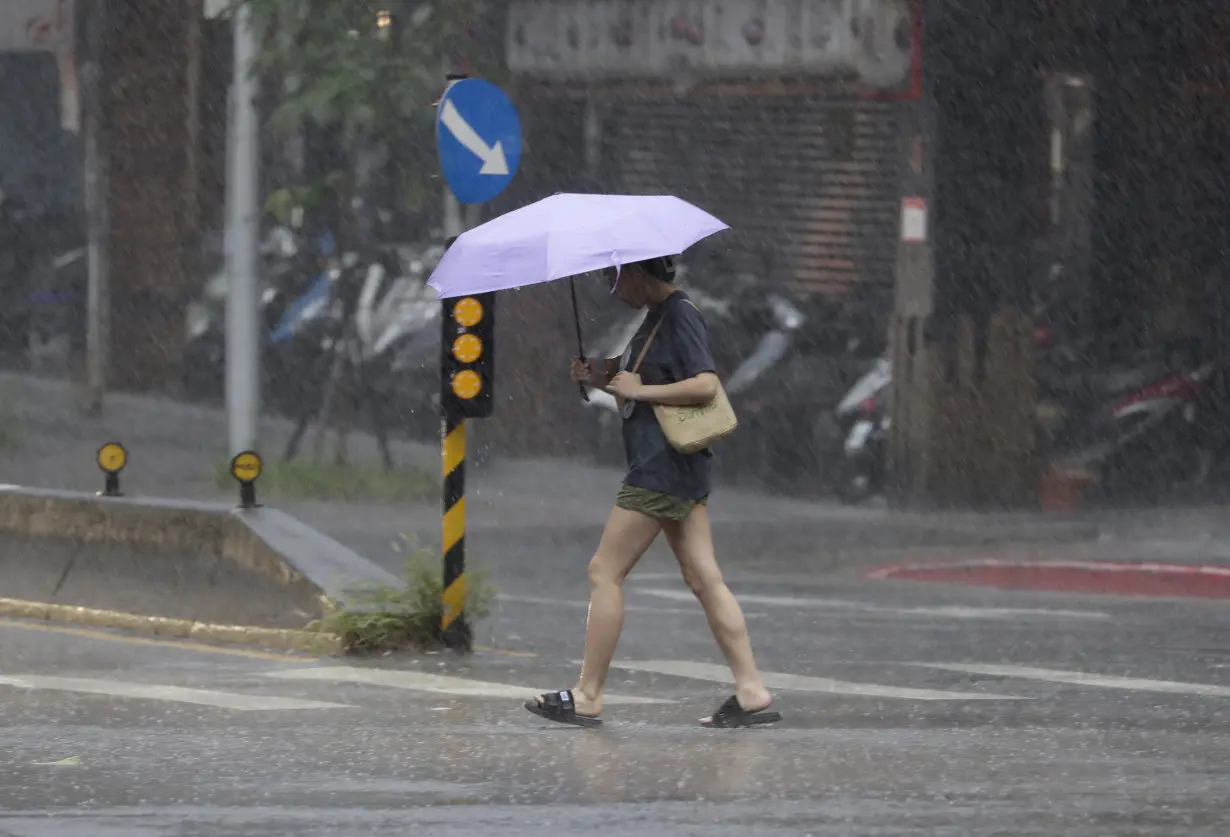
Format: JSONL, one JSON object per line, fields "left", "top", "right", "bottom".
{"left": 570, "top": 278, "right": 590, "bottom": 403}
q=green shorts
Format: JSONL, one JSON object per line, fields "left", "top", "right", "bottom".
{"left": 615, "top": 484, "right": 708, "bottom": 522}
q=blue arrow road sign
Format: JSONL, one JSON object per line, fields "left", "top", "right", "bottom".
{"left": 436, "top": 79, "right": 523, "bottom": 205}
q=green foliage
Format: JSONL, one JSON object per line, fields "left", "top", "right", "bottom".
{"left": 230, "top": 0, "right": 497, "bottom": 219}
{"left": 306, "top": 538, "right": 497, "bottom": 654}
{"left": 263, "top": 172, "right": 346, "bottom": 226}
{"left": 212, "top": 457, "right": 437, "bottom": 502}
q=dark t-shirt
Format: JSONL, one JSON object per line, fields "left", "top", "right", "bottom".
{"left": 619, "top": 291, "right": 717, "bottom": 501}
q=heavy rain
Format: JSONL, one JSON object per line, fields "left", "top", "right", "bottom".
{"left": 1, "top": 0, "right": 1229, "bottom": 834}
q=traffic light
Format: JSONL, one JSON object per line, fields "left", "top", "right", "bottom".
{"left": 441, "top": 291, "right": 496, "bottom": 418}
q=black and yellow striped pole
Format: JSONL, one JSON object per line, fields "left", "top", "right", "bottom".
{"left": 440, "top": 404, "right": 470, "bottom": 648}
{"left": 439, "top": 289, "right": 495, "bottom": 651}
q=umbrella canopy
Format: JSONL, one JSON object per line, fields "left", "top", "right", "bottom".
{"left": 427, "top": 193, "right": 729, "bottom": 299}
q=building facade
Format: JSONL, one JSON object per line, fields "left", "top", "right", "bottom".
{"left": 504, "top": 0, "right": 916, "bottom": 306}
{"left": 490, "top": 0, "right": 919, "bottom": 454}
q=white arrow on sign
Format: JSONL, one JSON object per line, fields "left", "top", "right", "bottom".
{"left": 440, "top": 99, "right": 510, "bottom": 176}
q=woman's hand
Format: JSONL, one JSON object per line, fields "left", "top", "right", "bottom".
{"left": 570, "top": 358, "right": 594, "bottom": 385}
{"left": 606, "top": 371, "right": 644, "bottom": 401}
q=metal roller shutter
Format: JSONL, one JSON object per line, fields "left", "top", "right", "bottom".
{"left": 604, "top": 96, "right": 901, "bottom": 301}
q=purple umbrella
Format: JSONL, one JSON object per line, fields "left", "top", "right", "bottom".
{"left": 427, "top": 193, "right": 729, "bottom": 298}
{"left": 426, "top": 193, "right": 730, "bottom": 399}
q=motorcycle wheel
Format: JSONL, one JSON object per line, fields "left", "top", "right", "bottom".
{"left": 266, "top": 334, "right": 331, "bottom": 420}
{"left": 834, "top": 452, "right": 878, "bottom": 505}
{"left": 811, "top": 412, "right": 847, "bottom": 493}
{"left": 1163, "top": 446, "right": 1215, "bottom": 502}
{"left": 182, "top": 331, "right": 225, "bottom": 402}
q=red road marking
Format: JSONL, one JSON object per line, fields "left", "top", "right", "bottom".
{"left": 868, "top": 559, "right": 1230, "bottom": 599}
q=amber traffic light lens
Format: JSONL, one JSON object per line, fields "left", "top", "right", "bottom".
{"left": 452, "top": 333, "right": 482, "bottom": 363}
{"left": 451, "top": 369, "right": 483, "bottom": 400}
{"left": 453, "top": 297, "right": 483, "bottom": 327}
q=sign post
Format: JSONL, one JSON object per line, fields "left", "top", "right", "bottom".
{"left": 435, "top": 77, "right": 522, "bottom": 651}
{"left": 224, "top": 0, "right": 262, "bottom": 459}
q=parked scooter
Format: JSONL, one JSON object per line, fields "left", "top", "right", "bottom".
{"left": 347, "top": 240, "right": 447, "bottom": 441}
{"left": 181, "top": 220, "right": 448, "bottom": 443}
{"left": 1047, "top": 341, "right": 1218, "bottom": 502}
{"left": 827, "top": 336, "right": 1220, "bottom": 505}
{"left": 24, "top": 245, "right": 87, "bottom": 372}
{"left": 181, "top": 225, "right": 324, "bottom": 405}
{"left": 829, "top": 357, "right": 892, "bottom": 504}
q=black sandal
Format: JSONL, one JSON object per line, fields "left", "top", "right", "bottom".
{"left": 524, "top": 690, "right": 603, "bottom": 728}
{"left": 701, "top": 695, "right": 782, "bottom": 729}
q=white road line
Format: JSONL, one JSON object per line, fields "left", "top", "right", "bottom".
{"left": 608, "top": 660, "right": 1028, "bottom": 701}
{"left": 0, "top": 675, "right": 351, "bottom": 711}
{"left": 911, "top": 663, "right": 1230, "bottom": 698}
{"left": 263, "top": 666, "right": 675, "bottom": 705}
{"left": 903, "top": 605, "right": 1111, "bottom": 620}
{"left": 634, "top": 588, "right": 1109, "bottom": 621}
{"left": 497, "top": 593, "right": 700, "bottom": 616}
{"left": 498, "top": 592, "right": 766, "bottom": 619}
{"left": 496, "top": 590, "right": 752, "bottom": 617}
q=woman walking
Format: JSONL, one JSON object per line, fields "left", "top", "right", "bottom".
{"left": 524, "top": 256, "right": 780, "bottom": 729}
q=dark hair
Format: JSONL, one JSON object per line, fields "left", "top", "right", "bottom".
{"left": 634, "top": 255, "right": 676, "bottom": 282}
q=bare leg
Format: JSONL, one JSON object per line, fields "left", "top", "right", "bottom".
{"left": 534, "top": 505, "right": 661, "bottom": 718}
{"left": 662, "top": 504, "right": 771, "bottom": 720}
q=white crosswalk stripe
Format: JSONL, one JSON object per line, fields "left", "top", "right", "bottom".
{"left": 910, "top": 663, "right": 1230, "bottom": 698}
{"left": 497, "top": 593, "right": 712, "bottom": 618}
{"left": 263, "top": 666, "right": 675, "bottom": 704}
{"left": 13, "top": 659, "right": 1224, "bottom": 716}
{"left": 0, "top": 674, "right": 352, "bottom": 711}
{"left": 633, "top": 588, "right": 1111, "bottom": 621}
{"left": 606, "top": 660, "right": 1029, "bottom": 701}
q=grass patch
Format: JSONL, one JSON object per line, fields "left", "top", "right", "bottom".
{"left": 306, "top": 538, "right": 497, "bottom": 654}
{"left": 213, "top": 457, "right": 437, "bottom": 502}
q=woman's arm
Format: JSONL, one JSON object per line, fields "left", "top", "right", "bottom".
{"left": 636, "top": 372, "right": 719, "bottom": 406}
{"left": 607, "top": 296, "right": 721, "bottom": 406}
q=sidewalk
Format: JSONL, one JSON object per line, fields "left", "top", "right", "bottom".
{"left": 3, "top": 371, "right": 1225, "bottom": 578}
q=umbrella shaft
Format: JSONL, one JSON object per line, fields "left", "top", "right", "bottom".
{"left": 569, "top": 278, "right": 585, "bottom": 358}
{"left": 569, "top": 278, "right": 590, "bottom": 402}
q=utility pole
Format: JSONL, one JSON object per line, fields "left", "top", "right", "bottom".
{"left": 886, "top": 0, "right": 1045, "bottom": 509}
{"left": 441, "top": 71, "right": 467, "bottom": 241}
{"left": 225, "top": 0, "right": 261, "bottom": 456}
{"left": 442, "top": 154, "right": 464, "bottom": 240}
{"left": 79, "top": 0, "right": 110, "bottom": 417}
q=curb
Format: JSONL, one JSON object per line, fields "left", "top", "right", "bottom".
{"left": 0, "top": 485, "right": 401, "bottom": 648}
{"left": 867, "top": 559, "right": 1230, "bottom": 599}
{"left": 0, "top": 597, "right": 342, "bottom": 654}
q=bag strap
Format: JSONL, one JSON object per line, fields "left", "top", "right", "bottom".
{"left": 629, "top": 313, "right": 666, "bottom": 374}
{"left": 631, "top": 293, "right": 706, "bottom": 374}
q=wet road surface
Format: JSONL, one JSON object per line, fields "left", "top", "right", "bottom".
{"left": 3, "top": 569, "right": 1230, "bottom": 836}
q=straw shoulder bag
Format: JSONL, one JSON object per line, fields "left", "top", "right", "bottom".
{"left": 624, "top": 298, "right": 739, "bottom": 455}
